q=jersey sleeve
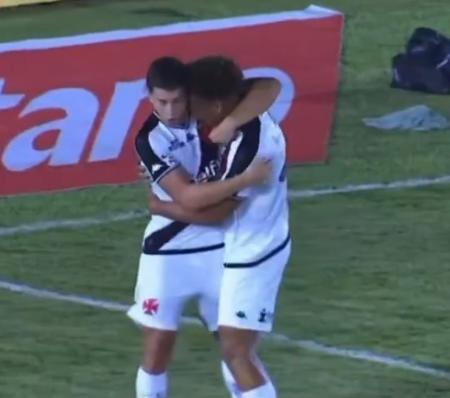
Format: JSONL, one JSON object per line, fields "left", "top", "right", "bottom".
{"left": 135, "top": 118, "right": 180, "bottom": 183}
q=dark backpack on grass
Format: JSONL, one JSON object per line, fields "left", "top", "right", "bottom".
{"left": 391, "top": 27, "right": 450, "bottom": 94}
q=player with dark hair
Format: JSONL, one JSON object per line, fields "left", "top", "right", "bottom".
{"left": 151, "top": 55, "right": 290, "bottom": 398}
{"left": 128, "top": 55, "right": 281, "bottom": 398}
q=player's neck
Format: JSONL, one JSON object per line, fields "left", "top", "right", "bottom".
{"left": 166, "top": 119, "right": 190, "bottom": 129}
{"left": 155, "top": 111, "right": 190, "bottom": 129}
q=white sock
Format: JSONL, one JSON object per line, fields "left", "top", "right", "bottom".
{"left": 221, "top": 361, "right": 242, "bottom": 398}
{"left": 241, "top": 382, "right": 276, "bottom": 398}
{"left": 136, "top": 367, "right": 167, "bottom": 398}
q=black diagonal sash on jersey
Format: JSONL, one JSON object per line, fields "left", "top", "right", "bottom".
{"left": 222, "top": 117, "right": 261, "bottom": 180}
{"left": 135, "top": 114, "right": 180, "bottom": 183}
{"left": 139, "top": 118, "right": 224, "bottom": 255}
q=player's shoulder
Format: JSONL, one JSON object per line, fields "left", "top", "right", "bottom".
{"left": 257, "top": 113, "right": 284, "bottom": 145}
{"left": 239, "top": 112, "right": 277, "bottom": 134}
{"left": 259, "top": 112, "right": 280, "bottom": 130}
{"left": 136, "top": 113, "right": 160, "bottom": 139}
{"left": 135, "top": 113, "right": 173, "bottom": 152}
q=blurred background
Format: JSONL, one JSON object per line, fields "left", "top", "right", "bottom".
{"left": 0, "top": 1, "right": 449, "bottom": 397}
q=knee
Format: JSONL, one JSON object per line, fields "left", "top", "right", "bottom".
{"left": 219, "top": 327, "right": 253, "bottom": 362}
{"left": 143, "top": 328, "right": 177, "bottom": 373}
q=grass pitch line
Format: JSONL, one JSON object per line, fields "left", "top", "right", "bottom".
{"left": 0, "top": 210, "right": 147, "bottom": 237}
{"left": 2, "top": 175, "right": 450, "bottom": 238}
{"left": 288, "top": 175, "right": 450, "bottom": 198}
{"left": 1, "top": 279, "right": 449, "bottom": 381}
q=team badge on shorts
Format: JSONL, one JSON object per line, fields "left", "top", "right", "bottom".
{"left": 143, "top": 298, "right": 159, "bottom": 315}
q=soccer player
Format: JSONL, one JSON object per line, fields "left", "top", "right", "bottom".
{"left": 128, "top": 56, "right": 280, "bottom": 398}
{"left": 152, "top": 56, "right": 290, "bottom": 398}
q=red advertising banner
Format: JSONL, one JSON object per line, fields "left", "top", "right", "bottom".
{"left": 0, "top": 5, "right": 343, "bottom": 195}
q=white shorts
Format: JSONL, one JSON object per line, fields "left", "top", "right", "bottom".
{"left": 218, "top": 240, "right": 291, "bottom": 332}
{"left": 127, "top": 248, "right": 224, "bottom": 331}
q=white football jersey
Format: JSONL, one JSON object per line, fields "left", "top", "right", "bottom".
{"left": 135, "top": 113, "right": 224, "bottom": 254}
{"left": 221, "top": 112, "right": 290, "bottom": 266}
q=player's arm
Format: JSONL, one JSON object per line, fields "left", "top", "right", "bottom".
{"left": 149, "top": 191, "right": 239, "bottom": 224}
{"left": 209, "top": 77, "right": 281, "bottom": 144}
{"left": 157, "top": 161, "right": 268, "bottom": 211}
{"left": 136, "top": 126, "right": 269, "bottom": 211}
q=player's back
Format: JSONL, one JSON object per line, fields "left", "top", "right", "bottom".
{"left": 221, "top": 112, "right": 289, "bottom": 266}
{"left": 135, "top": 113, "right": 224, "bottom": 254}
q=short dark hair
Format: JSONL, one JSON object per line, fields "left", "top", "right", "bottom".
{"left": 146, "top": 56, "right": 188, "bottom": 92}
{"left": 188, "top": 56, "right": 244, "bottom": 100}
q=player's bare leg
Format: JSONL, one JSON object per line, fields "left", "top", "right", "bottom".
{"left": 211, "top": 331, "right": 242, "bottom": 398}
{"left": 219, "top": 326, "right": 276, "bottom": 398}
{"left": 136, "top": 328, "right": 177, "bottom": 398}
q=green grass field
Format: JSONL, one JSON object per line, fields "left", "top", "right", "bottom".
{"left": 1, "top": 1, "right": 450, "bottom": 397}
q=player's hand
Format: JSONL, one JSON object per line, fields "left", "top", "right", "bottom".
{"left": 209, "top": 117, "right": 238, "bottom": 144}
{"left": 138, "top": 161, "right": 150, "bottom": 181}
{"left": 242, "top": 158, "right": 272, "bottom": 186}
